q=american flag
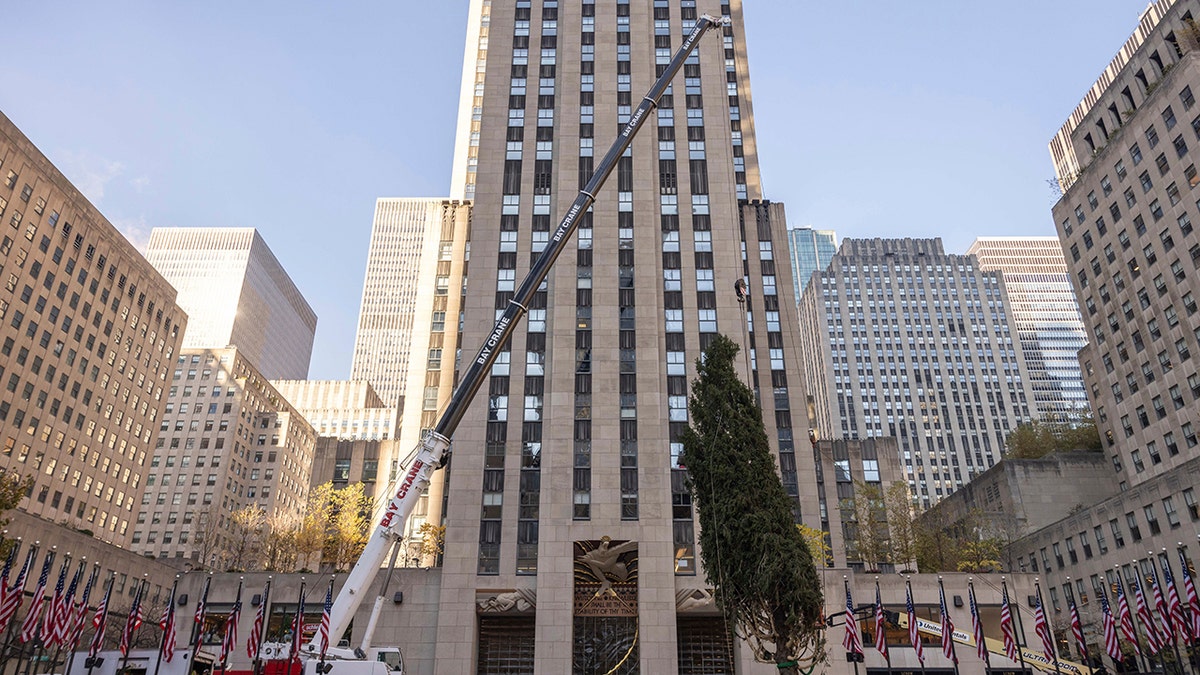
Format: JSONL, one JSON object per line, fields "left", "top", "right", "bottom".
{"left": 219, "top": 596, "right": 241, "bottom": 665}
{"left": 0, "top": 543, "right": 17, "bottom": 614}
{"left": 1160, "top": 558, "right": 1190, "bottom": 645}
{"left": 193, "top": 575, "right": 211, "bottom": 655}
{"left": 160, "top": 583, "right": 177, "bottom": 663}
{"left": 0, "top": 545, "right": 33, "bottom": 632}
{"left": 1180, "top": 549, "right": 1200, "bottom": 642}
{"left": 1150, "top": 575, "right": 1173, "bottom": 645}
{"left": 1069, "top": 599, "right": 1086, "bottom": 659}
{"left": 1100, "top": 592, "right": 1122, "bottom": 661}
{"left": 89, "top": 575, "right": 115, "bottom": 659}
{"left": 319, "top": 580, "right": 335, "bottom": 659}
{"left": 969, "top": 585, "right": 986, "bottom": 660}
{"left": 288, "top": 587, "right": 307, "bottom": 667}
{"left": 68, "top": 569, "right": 97, "bottom": 652}
{"left": 19, "top": 550, "right": 56, "bottom": 643}
{"left": 1133, "top": 578, "right": 1162, "bottom": 654}
{"left": 1115, "top": 582, "right": 1141, "bottom": 656}
{"left": 842, "top": 583, "right": 863, "bottom": 657}
{"left": 246, "top": 579, "right": 270, "bottom": 659}
{"left": 49, "top": 562, "right": 83, "bottom": 646}
{"left": 1000, "top": 584, "right": 1019, "bottom": 662}
{"left": 873, "top": 585, "right": 888, "bottom": 658}
{"left": 906, "top": 584, "right": 925, "bottom": 665}
{"left": 1033, "top": 592, "right": 1056, "bottom": 664}
{"left": 41, "top": 558, "right": 69, "bottom": 646}
{"left": 119, "top": 581, "right": 145, "bottom": 657}
{"left": 938, "top": 583, "right": 957, "bottom": 663}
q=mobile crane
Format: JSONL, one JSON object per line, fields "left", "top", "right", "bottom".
{"left": 301, "top": 13, "right": 732, "bottom": 673}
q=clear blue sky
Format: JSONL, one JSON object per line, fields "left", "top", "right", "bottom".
{"left": 0, "top": 2, "right": 1144, "bottom": 380}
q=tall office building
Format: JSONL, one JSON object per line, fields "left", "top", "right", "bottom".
{"left": 1014, "top": 1, "right": 1200, "bottom": 646}
{"left": 145, "top": 227, "right": 317, "bottom": 379}
{"left": 350, "top": 198, "right": 470, "bottom": 410}
{"left": 966, "top": 237, "right": 1089, "bottom": 422}
{"left": 785, "top": 225, "right": 837, "bottom": 301}
{"left": 133, "top": 347, "right": 316, "bottom": 566}
{"left": 0, "top": 111, "right": 187, "bottom": 549}
{"left": 430, "top": 2, "right": 818, "bottom": 672}
{"left": 797, "top": 238, "right": 1036, "bottom": 508}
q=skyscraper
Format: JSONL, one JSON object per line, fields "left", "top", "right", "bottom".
{"left": 0, "top": 111, "right": 187, "bottom": 549}
{"left": 786, "top": 225, "right": 837, "bottom": 301}
{"left": 433, "top": 2, "right": 815, "bottom": 671}
{"left": 145, "top": 227, "right": 317, "bottom": 379}
{"left": 797, "top": 238, "right": 1036, "bottom": 508}
{"left": 1010, "top": 0, "right": 1200, "bottom": 611}
{"left": 350, "top": 198, "right": 470, "bottom": 408}
{"left": 966, "top": 237, "right": 1089, "bottom": 422}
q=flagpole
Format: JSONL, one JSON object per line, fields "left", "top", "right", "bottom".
{"left": 64, "top": 563, "right": 99, "bottom": 675}
{"left": 221, "top": 579, "right": 243, "bottom": 672}
{"left": 44, "top": 557, "right": 85, "bottom": 675}
{"left": 906, "top": 578, "right": 928, "bottom": 675}
{"left": 1133, "top": 560, "right": 1169, "bottom": 674}
{"left": 1147, "top": 551, "right": 1188, "bottom": 675}
{"left": 119, "top": 577, "right": 147, "bottom": 675}
{"left": 0, "top": 537, "right": 25, "bottom": 666}
{"left": 1001, "top": 577, "right": 1027, "bottom": 672}
{"left": 844, "top": 577, "right": 861, "bottom": 675}
{"left": 153, "top": 576, "right": 179, "bottom": 675}
{"left": 1117, "top": 567, "right": 1150, "bottom": 673}
{"left": 968, "top": 579, "right": 991, "bottom": 673}
{"left": 876, "top": 578, "right": 893, "bottom": 675}
{"left": 1063, "top": 576, "right": 1089, "bottom": 672}
{"left": 21, "top": 545, "right": 58, "bottom": 675}
{"left": 1179, "top": 542, "right": 1200, "bottom": 674}
{"left": 1162, "top": 547, "right": 1198, "bottom": 675}
{"left": 85, "top": 571, "right": 116, "bottom": 675}
{"left": 1033, "top": 580, "right": 1062, "bottom": 675}
{"left": 937, "top": 577, "right": 960, "bottom": 675}
{"left": 252, "top": 577, "right": 272, "bottom": 675}
{"left": 191, "top": 572, "right": 213, "bottom": 664}
{"left": 290, "top": 579, "right": 307, "bottom": 675}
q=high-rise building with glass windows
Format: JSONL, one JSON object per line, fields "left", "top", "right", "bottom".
{"left": 796, "top": 238, "right": 1036, "bottom": 509}
{"left": 429, "top": 1, "right": 818, "bottom": 672}
{"left": 965, "top": 237, "right": 1089, "bottom": 422}
{"left": 144, "top": 227, "right": 317, "bottom": 380}
{"left": 785, "top": 225, "right": 837, "bottom": 301}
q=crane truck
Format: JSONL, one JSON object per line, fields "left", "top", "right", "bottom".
{"left": 298, "top": 13, "right": 732, "bottom": 674}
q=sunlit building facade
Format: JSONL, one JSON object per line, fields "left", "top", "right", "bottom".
{"left": 145, "top": 227, "right": 317, "bottom": 380}
{"left": 966, "top": 237, "right": 1089, "bottom": 422}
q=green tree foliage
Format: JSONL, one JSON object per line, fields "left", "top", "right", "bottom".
{"left": 0, "top": 470, "right": 32, "bottom": 557}
{"left": 680, "top": 335, "right": 824, "bottom": 673}
{"left": 883, "top": 482, "right": 918, "bottom": 572}
{"left": 1005, "top": 413, "right": 1102, "bottom": 459}
{"left": 849, "top": 481, "right": 889, "bottom": 571}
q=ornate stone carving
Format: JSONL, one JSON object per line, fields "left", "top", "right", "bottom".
{"left": 476, "top": 588, "right": 536, "bottom": 613}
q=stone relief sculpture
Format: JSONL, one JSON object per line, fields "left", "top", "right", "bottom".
{"left": 476, "top": 588, "right": 537, "bottom": 613}
{"left": 578, "top": 536, "right": 638, "bottom": 595}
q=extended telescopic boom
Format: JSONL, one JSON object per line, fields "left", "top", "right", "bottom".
{"left": 314, "top": 13, "right": 732, "bottom": 655}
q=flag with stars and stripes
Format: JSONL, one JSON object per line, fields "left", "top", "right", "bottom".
{"left": 1116, "top": 581, "right": 1141, "bottom": 656}
{"left": 842, "top": 583, "right": 863, "bottom": 657}
{"left": 89, "top": 576, "right": 114, "bottom": 659}
{"left": 67, "top": 569, "right": 97, "bottom": 652}
{"left": 906, "top": 584, "right": 925, "bottom": 666}
{"left": 49, "top": 562, "right": 83, "bottom": 646}
{"left": 969, "top": 586, "right": 986, "bottom": 660}
{"left": 1100, "top": 592, "right": 1122, "bottom": 660}
{"left": 0, "top": 545, "right": 33, "bottom": 632}
{"left": 41, "top": 558, "right": 69, "bottom": 646}
{"left": 19, "top": 550, "right": 55, "bottom": 643}
{"left": 1033, "top": 594, "right": 1056, "bottom": 664}
{"left": 873, "top": 586, "right": 888, "bottom": 658}
{"left": 1069, "top": 599, "right": 1086, "bottom": 659}
{"left": 160, "top": 584, "right": 177, "bottom": 663}
{"left": 1150, "top": 575, "right": 1173, "bottom": 645}
{"left": 288, "top": 589, "right": 307, "bottom": 667}
{"left": 118, "top": 582, "right": 145, "bottom": 657}
{"left": 219, "top": 598, "right": 241, "bottom": 664}
{"left": 1180, "top": 550, "right": 1200, "bottom": 642}
{"left": 247, "top": 579, "right": 270, "bottom": 660}
{"left": 938, "top": 584, "right": 957, "bottom": 663}
{"left": 1160, "top": 559, "right": 1189, "bottom": 645}
{"left": 1133, "top": 578, "right": 1162, "bottom": 654}
{"left": 1000, "top": 584, "right": 1019, "bottom": 662}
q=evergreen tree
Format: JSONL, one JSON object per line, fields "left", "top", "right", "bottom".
{"left": 680, "top": 335, "right": 824, "bottom": 673}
